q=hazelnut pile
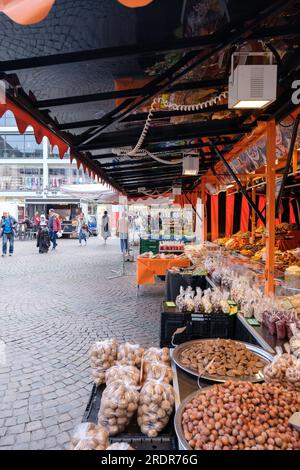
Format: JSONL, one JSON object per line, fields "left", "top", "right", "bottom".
{"left": 182, "top": 381, "right": 300, "bottom": 450}
{"left": 144, "top": 347, "right": 170, "bottom": 365}
{"left": 117, "top": 343, "right": 144, "bottom": 368}
{"left": 105, "top": 364, "right": 140, "bottom": 386}
{"left": 89, "top": 339, "right": 118, "bottom": 385}
{"left": 69, "top": 423, "right": 109, "bottom": 450}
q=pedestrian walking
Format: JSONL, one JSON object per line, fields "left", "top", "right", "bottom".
{"left": 1, "top": 211, "right": 17, "bottom": 257}
{"left": 117, "top": 212, "right": 129, "bottom": 253}
{"left": 101, "top": 210, "right": 111, "bottom": 244}
{"left": 77, "top": 212, "right": 88, "bottom": 246}
{"left": 36, "top": 215, "right": 50, "bottom": 254}
{"left": 48, "top": 209, "right": 62, "bottom": 250}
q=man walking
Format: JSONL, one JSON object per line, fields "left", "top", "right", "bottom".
{"left": 48, "top": 209, "right": 61, "bottom": 251}
{"left": 1, "top": 211, "right": 17, "bottom": 257}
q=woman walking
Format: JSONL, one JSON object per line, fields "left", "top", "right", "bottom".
{"left": 101, "top": 210, "right": 111, "bottom": 244}
{"left": 36, "top": 215, "right": 50, "bottom": 254}
{"left": 77, "top": 213, "right": 88, "bottom": 246}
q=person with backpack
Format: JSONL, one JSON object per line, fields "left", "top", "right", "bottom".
{"left": 1, "top": 211, "right": 17, "bottom": 257}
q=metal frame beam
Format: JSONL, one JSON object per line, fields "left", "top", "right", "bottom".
{"left": 77, "top": 0, "right": 290, "bottom": 146}
{"left": 275, "top": 114, "right": 300, "bottom": 216}
{"left": 214, "top": 147, "right": 266, "bottom": 226}
{"left": 1, "top": 23, "right": 297, "bottom": 73}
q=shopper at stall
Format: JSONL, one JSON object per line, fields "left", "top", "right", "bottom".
{"left": 48, "top": 209, "right": 62, "bottom": 250}
{"left": 36, "top": 215, "right": 50, "bottom": 254}
{"left": 1, "top": 211, "right": 17, "bottom": 257}
{"left": 101, "top": 210, "right": 111, "bottom": 244}
{"left": 117, "top": 212, "right": 129, "bottom": 253}
{"left": 77, "top": 212, "right": 88, "bottom": 246}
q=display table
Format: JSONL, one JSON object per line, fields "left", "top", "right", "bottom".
{"left": 278, "top": 230, "right": 300, "bottom": 251}
{"left": 136, "top": 256, "right": 190, "bottom": 286}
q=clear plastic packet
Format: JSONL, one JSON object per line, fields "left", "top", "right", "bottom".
{"left": 144, "top": 347, "right": 170, "bottom": 365}
{"left": 69, "top": 423, "right": 109, "bottom": 450}
{"left": 89, "top": 338, "right": 118, "bottom": 385}
{"left": 106, "top": 442, "right": 135, "bottom": 450}
{"left": 98, "top": 380, "right": 140, "bottom": 436}
{"left": 137, "top": 379, "right": 175, "bottom": 438}
{"left": 175, "top": 286, "right": 186, "bottom": 311}
{"left": 193, "top": 287, "right": 203, "bottom": 313}
{"left": 117, "top": 343, "right": 144, "bottom": 368}
{"left": 105, "top": 364, "right": 140, "bottom": 386}
{"left": 201, "top": 289, "right": 212, "bottom": 314}
{"left": 276, "top": 319, "right": 287, "bottom": 339}
{"left": 143, "top": 361, "right": 173, "bottom": 384}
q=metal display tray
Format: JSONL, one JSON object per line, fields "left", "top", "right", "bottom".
{"left": 172, "top": 339, "right": 273, "bottom": 383}
{"left": 82, "top": 383, "right": 178, "bottom": 451}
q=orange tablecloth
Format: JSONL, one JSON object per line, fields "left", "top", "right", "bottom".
{"left": 136, "top": 256, "right": 191, "bottom": 286}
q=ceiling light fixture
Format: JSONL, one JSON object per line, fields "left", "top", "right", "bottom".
{"left": 228, "top": 52, "right": 277, "bottom": 109}
{"left": 182, "top": 155, "right": 199, "bottom": 176}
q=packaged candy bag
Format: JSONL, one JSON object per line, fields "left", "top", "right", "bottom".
{"left": 69, "top": 423, "right": 109, "bottom": 450}
{"left": 98, "top": 380, "right": 140, "bottom": 436}
{"left": 194, "top": 287, "right": 203, "bottom": 313}
{"left": 176, "top": 286, "right": 186, "bottom": 311}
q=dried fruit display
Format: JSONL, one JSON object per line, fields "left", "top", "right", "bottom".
{"left": 181, "top": 382, "right": 300, "bottom": 450}
{"left": 179, "top": 339, "right": 266, "bottom": 378}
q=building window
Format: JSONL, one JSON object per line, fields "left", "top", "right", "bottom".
{"left": 0, "top": 133, "right": 43, "bottom": 159}
{"left": 0, "top": 166, "right": 43, "bottom": 191}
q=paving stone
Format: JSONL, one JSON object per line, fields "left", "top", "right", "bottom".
{"left": 0, "top": 238, "right": 161, "bottom": 450}
{"left": 26, "top": 421, "right": 42, "bottom": 432}
{"left": 0, "top": 435, "right": 15, "bottom": 446}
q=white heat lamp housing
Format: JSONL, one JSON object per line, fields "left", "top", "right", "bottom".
{"left": 182, "top": 155, "right": 199, "bottom": 176}
{"left": 228, "top": 53, "right": 277, "bottom": 109}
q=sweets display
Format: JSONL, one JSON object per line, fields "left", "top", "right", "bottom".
{"left": 69, "top": 423, "right": 109, "bottom": 450}
{"left": 262, "top": 309, "right": 299, "bottom": 340}
{"left": 264, "top": 350, "right": 300, "bottom": 391}
{"left": 175, "top": 286, "right": 232, "bottom": 315}
{"left": 137, "top": 380, "right": 175, "bottom": 437}
{"left": 178, "top": 339, "right": 267, "bottom": 378}
{"left": 89, "top": 339, "right": 118, "bottom": 385}
{"left": 181, "top": 381, "right": 300, "bottom": 450}
{"left": 98, "top": 379, "right": 140, "bottom": 436}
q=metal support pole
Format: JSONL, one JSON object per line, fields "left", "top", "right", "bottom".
{"left": 275, "top": 114, "right": 300, "bottom": 217}
{"left": 251, "top": 184, "right": 256, "bottom": 242}
{"left": 201, "top": 179, "right": 207, "bottom": 241}
{"left": 292, "top": 149, "right": 298, "bottom": 175}
{"left": 265, "top": 120, "right": 276, "bottom": 296}
{"left": 214, "top": 147, "right": 266, "bottom": 226}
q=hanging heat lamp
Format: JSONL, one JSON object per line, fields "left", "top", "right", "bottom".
{"left": 117, "top": 0, "right": 153, "bottom": 7}
{"left": 0, "top": 0, "right": 55, "bottom": 25}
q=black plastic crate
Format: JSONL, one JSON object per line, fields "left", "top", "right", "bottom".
{"left": 82, "top": 384, "right": 177, "bottom": 451}
{"left": 160, "top": 309, "right": 236, "bottom": 347}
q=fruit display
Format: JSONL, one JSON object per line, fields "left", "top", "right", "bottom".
{"left": 69, "top": 423, "right": 109, "bottom": 450}
{"left": 181, "top": 381, "right": 300, "bottom": 450}
{"left": 137, "top": 380, "right": 175, "bottom": 437}
{"left": 89, "top": 339, "right": 118, "bottom": 386}
{"left": 98, "top": 379, "right": 140, "bottom": 436}
{"left": 178, "top": 339, "right": 267, "bottom": 379}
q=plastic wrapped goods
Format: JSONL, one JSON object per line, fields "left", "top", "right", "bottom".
{"left": 106, "top": 442, "right": 135, "bottom": 450}
{"left": 89, "top": 339, "right": 118, "bottom": 385}
{"left": 137, "top": 380, "right": 175, "bottom": 438}
{"left": 69, "top": 423, "right": 109, "bottom": 450}
{"left": 144, "top": 347, "right": 170, "bottom": 365}
{"left": 98, "top": 380, "right": 140, "bottom": 436}
{"left": 105, "top": 364, "right": 140, "bottom": 387}
{"left": 117, "top": 343, "right": 144, "bottom": 368}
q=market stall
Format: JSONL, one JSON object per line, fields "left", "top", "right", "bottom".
{"left": 136, "top": 254, "right": 190, "bottom": 286}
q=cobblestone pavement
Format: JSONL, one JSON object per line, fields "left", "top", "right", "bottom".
{"left": 0, "top": 238, "right": 163, "bottom": 450}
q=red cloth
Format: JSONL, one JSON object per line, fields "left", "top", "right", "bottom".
{"left": 211, "top": 195, "right": 219, "bottom": 241}
{"left": 290, "top": 201, "right": 296, "bottom": 224}
{"left": 240, "top": 195, "right": 250, "bottom": 232}
{"left": 257, "top": 196, "right": 266, "bottom": 228}
{"left": 225, "top": 193, "right": 234, "bottom": 237}
{"left": 278, "top": 230, "right": 300, "bottom": 251}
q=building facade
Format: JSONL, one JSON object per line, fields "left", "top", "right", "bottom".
{"left": 0, "top": 111, "right": 94, "bottom": 221}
